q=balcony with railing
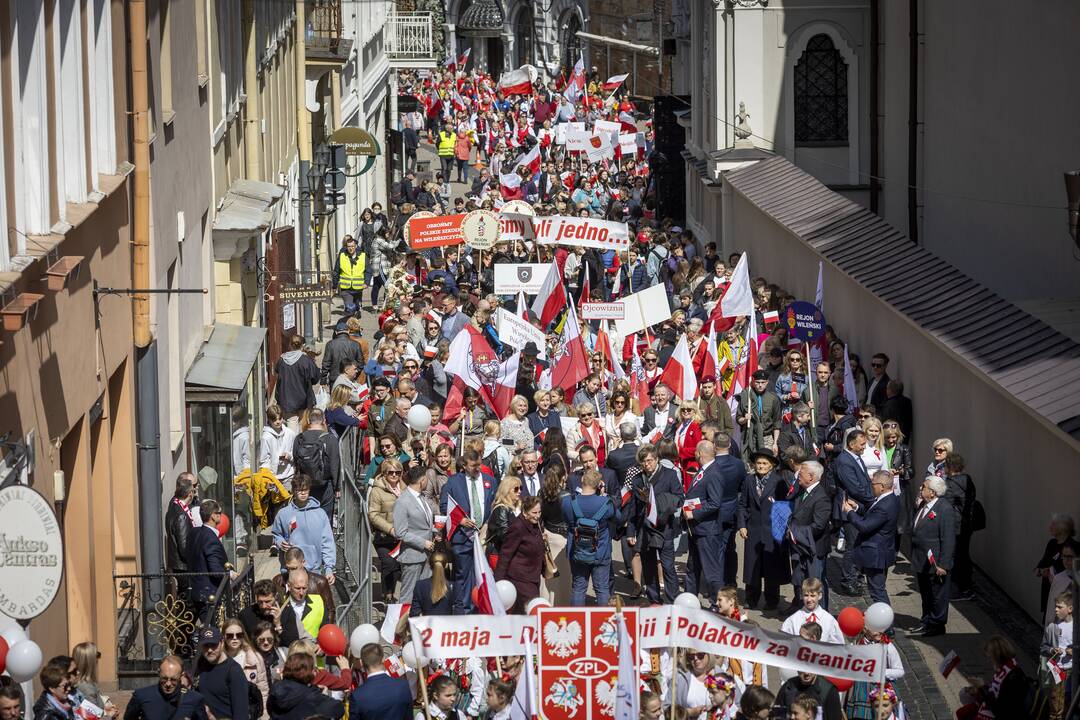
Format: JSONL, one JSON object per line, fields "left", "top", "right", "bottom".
{"left": 306, "top": 0, "right": 353, "bottom": 66}
{"left": 385, "top": 11, "right": 437, "bottom": 67}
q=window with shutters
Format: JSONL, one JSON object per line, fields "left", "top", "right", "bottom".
{"left": 794, "top": 34, "right": 848, "bottom": 145}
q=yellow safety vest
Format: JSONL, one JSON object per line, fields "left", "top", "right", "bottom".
{"left": 337, "top": 250, "right": 366, "bottom": 290}
{"left": 282, "top": 592, "right": 326, "bottom": 641}
{"left": 438, "top": 131, "right": 456, "bottom": 157}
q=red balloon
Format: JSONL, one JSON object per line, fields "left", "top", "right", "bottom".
{"left": 837, "top": 607, "right": 865, "bottom": 637}
{"left": 828, "top": 677, "right": 854, "bottom": 692}
{"left": 216, "top": 513, "right": 231, "bottom": 538}
{"left": 0, "top": 636, "right": 8, "bottom": 674}
{"left": 317, "top": 624, "right": 347, "bottom": 657}
{"left": 471, "top": 587, "right": 481, "bottom": 607}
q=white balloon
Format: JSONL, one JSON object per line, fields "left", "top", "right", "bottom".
{"left": 402, "top": 643, "right": 426, "bottom": 669}
{"left": 350, "top": 624, "right": 381, "bottom": 656}
{"left": 0, "top": 625, "right": 26, "bottom": 649}
{"left": 525, "top": 597, "right": 552, "bottom": 614}
{"left": 864, "top": 602, "right": 895, "bottom": 633}
{"left": 406, "top": 405, "right": 432, "bottom": 433}
{"left": 496, "top": 580, "right": 518, "bottom": 610}
{"left": 6, "top": 640, "right": 42, "bottom": 682}
{"left": 674, "top": 592, "right": 701, "bottom": 609}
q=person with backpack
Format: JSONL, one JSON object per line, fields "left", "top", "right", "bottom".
{"left": 562, "top": 469, "right": 616, "bottom": 606}
{"left": 292, "top": 409, "right": 339, "bottom": 521}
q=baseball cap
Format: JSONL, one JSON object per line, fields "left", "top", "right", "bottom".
{"left": 199, "top": 627, "right": 222, "bottom": 646}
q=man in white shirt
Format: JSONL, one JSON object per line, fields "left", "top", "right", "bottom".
{"left": 644, "top": 383, "right": 676, "bottom": 440}
{"left": 519, "top": 450, "right": 543, "bottom": 498}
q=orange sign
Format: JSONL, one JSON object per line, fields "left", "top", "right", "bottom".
{"left": 407, "top": 213, "right": 466, "bottom": 250}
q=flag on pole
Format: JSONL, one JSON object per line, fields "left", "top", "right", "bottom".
{"left": 380, "top": 603, "right": 412, "bottom": 644}
{"left": 660, "top": 334, "right": 697, "bottom": 401}
{"left": 472, "top": 534, "right": 506, "bottom": 615}
{"left": 628, "top": 342, "right": 651, "bottom": 412}
{"left": 603, "top": 74, "right": 629, "bottom": 93}
{"left": 499, "top": 172, "right": 524, "bottom": 200}
{"left": 456, "top": 47, "right": 471, "bottom": 71}
{"left": 763, "top": 310, "right": 780, "bottom": 326}
{"left": 597, "top": 320, "right": 626, "bottom": 381}
{"left": 509, "top": 635, "right": 538, "bottom": 720}
{"left": 1048, "top": 657, "right": 1067, "bottom": 684}
{"left": 938, "top": 650, "right": 961, "bottom": 678}
{"left": 532, "top": 262, "right": 568, "bottom": 328}
{"left": 551, "top": 303, "right": 590, "bottom": 394}
{"left": 498, "top": 66, "right": 535, "bottom": 95}
{"left": 445, "top": 495, "right": 467, "bottom": 541}
{"left": 614, "top": 613, "right": 638, "bottom": 720}
{"left": 513, "top": 143, "right": 542, "bottom": 177}
{"left": 842, "top": 344, "right": 859, "bottom": 412}
{"left": 706, "top": 252, "right": 754, "bottom": 332}
{"left": 815, "top": 260, "right": 824, "bottom": 310}
{"left": 516, "top": 291, "right": 529, "bottom": 322}
{"left": 445, "top": 326, "right": 519, "bottom": 418}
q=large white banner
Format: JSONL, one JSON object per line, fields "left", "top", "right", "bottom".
{"left": 494, "top": 263, "right": 549, "bottom": 294}
{"left": 613, "top": 284, "right": 672, "bottom": 337}
{"left": 496, "top": 308, "right": 547, "bottom": 358}
{"left": 638, "top": 606, "right": 886, "bottom": 683}
{"left": 499, "top": 212, "right": 536, "bottom": 241}
{"left": 566, "top": 127, "right": 593, "bottom": 152}
{"left": 532, "top": 216, "right": 631, "bottom": 251}
{"left": 409, "top": 615, "right": 535, "bottom": 659}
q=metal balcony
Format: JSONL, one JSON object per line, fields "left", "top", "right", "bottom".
{"left": 385, "top": 11, "right": 437, "bottom": 68}
{"left": 306, "top": 0, "right": 352, "bottom": 66}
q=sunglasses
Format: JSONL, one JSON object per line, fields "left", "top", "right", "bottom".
{"left": 859, "top": 413, "right": 872, "bottom": 419}
{"left": 404, "top": 364, "right": 418, "bottom": 369}
{"left": 688, "top": 653, "right": 707, "bottom": 661}
{"left": 645, "top": 358, "right": 657, "bottom": 364}
{"left": 579, "top": 413, "right": 595, "bottom": 418}
{"left": 933, "top": 447, "right": 946, "bottom": 453}
{"left": 225, "top": 632, "right": 244, "bottom": 639}
{"left": 871, "top": 362, "right": 884, "bottom": 368}
{"left": 613, "top": 399, "right": 626, "bottom": 405}
{"left": 386, "top": 470, "right": 403, "bottom": 475}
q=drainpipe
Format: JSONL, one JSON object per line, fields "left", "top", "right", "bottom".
{"left": 907, "top": 0, "right": 919, "bottom": 244}
{"left": 244, "top": 0, "right": 263, "bottom": 182}
{"left": 869, "top": 0, "right": 880, "bottom": 214}
{"left": 296, "top": 0, "right": 313, "bottom": 339}
{"left": 130, "top": 0, "right": 151, "bottom": 348}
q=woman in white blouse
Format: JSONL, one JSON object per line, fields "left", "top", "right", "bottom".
{"left": 860, "top": 416, "right": 887, "bottom": 480}
{"left": 603, "top": 390, "right": 640, "bottom": 450}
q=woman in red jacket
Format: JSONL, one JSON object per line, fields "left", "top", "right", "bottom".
{"left": 674, "top": 399, "right": 704, "bottom": 489}
{"left": 495, "top": 496, "right": 545, "bottom": 612}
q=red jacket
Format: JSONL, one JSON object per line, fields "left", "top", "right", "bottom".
{"left": 675, "top": 421, "right": 703, "bottom": 488}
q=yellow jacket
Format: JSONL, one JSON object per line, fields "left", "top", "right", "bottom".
{"left": 437, "top": 130, "right": 456, "bottom": 157}
{"left": 234, "top": 467, "right": 292, "bottom": 529}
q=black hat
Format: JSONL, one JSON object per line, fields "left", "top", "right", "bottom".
{"left": 748, "top": 448, "right": 778, "bottom": 466}
{"left": 522, "top": 342, "right": 541, "bottom": 357}
{"left": 371, "top": 376, "right": 392, "bottom": 390}
{"left": 751, "top": 369, "right": 769, "bottom": 381}
{"left": 334, "top": 318, "right": 350, "bottom": 333}
{"left": 198, "top": 627, "right": 221, "bottom": 646}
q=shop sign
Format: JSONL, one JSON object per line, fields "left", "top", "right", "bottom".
{"left": 0, "top": 485, "right": 63, "bottom": 619}
{"left": 278, "top": 284, "right": 335, "bottom": 303}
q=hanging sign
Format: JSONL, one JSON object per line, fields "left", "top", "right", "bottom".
{"left": 0, "top": 485, "right": 63, "bottom": 619}
{"left": 498, "top": 200, "right": 536, "bottom": 241}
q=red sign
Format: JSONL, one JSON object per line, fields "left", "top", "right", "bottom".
{"left": 538, "top": 608, "right": 638, "bottom": 720}
{"left": 407, "top": 213, "right": 466, "bottom": 249}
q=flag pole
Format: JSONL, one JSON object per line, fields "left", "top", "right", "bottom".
{"left": 411, "top": 634, "right": 434, "bottom": 720}
{"left": 805, "top": 341, "right": 816, "bottom": 432}
{"left": 668, "top": 606, "right": 678, "bottom": 720}
{"left": 877, "top": 641, "right": 888, "bottom": 708}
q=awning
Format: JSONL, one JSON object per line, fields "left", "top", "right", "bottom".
{"left": 185, "top": 323, "right": 267, "bottom": 402}
{"left": 211, "top": 179, "right": 285, "bottom": 261}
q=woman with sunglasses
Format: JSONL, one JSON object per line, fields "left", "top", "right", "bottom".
{"left": 486, "top": 476, "right": 524, "bottom": 566}
{"left": 71, "top": 642, "right": 117, "bottom": 719}
{"left": 881, "top": 422, "right": 914, "bottom": 544}
{"left": 774, "top": 351, "right": 809, "bottom": 416}
{"left": 926, "top": 437, "right": 952, "bottom": 478}
{"left": 566, "top": 403, "right": 608, "bottom": 467}
{"left": 674, "top": 650, "right": 716, "bottom": 720}
{"left": 674, "top": 400, "right": 704, "bottom": 488}
{"left": 251, "top": 622, "right": 284, "bottom": 684}
{"left": 368, "top": 458, "right": 406, "bottom": 604}
{"left": 603, "top": 391, "right": 640, "bottom": 451}
{"left": 221, "top": 618, "right": 269, "bottom": 719}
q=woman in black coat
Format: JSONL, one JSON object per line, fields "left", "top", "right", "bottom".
{"left": 882, "top": 421, "right": 914, "bottom": 543}
{"left": 267, "top": 654, "right": 344, "bottom": 720}
{"left": 495, "top": 496, "right": 545, "bottom": 612}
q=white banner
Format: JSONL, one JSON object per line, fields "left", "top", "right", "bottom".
{"left": 618, "top": 133, "right": 640, "bottom": 156}
{"left": 584, "top": 132, "right": 615, "bottom": 162}
{"left": 613, "top": 284, "right": 672, "bottom": 337}
{"left": 566, "top": 127, "right": 593, "bottom": 152}
{"left": 496, "top": 308, "right": 547, "bottom": 358}
{"left": 532, "top": 216, "right": 631, "bottom": 251}
{"left": 499, "top": 212, "right": 536, "bottom": 241}
{"left": 594, "top": 119, "right": 621, "bottom": 140}
{"left": 409, "top": 615, "right": 535, "bottom": 659}
{"left": 494, "top": 263, "right": 549, "bottom": 294}
{"left": 581, "top": 302, "right": 625, "bottom": 320}
{"left": 638, "top": 606, "right": 886, "bottom": 683}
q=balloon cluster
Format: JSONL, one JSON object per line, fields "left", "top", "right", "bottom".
{"left": 827, "top": 603, "right": 894, "bottom": 692}
{"left": 0, "top": 625, "right": 42, "bottom": 682}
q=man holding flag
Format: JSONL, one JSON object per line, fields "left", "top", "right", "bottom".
{"left": 629, "top": 445, "right": 684, "bottom": 603}
{"left": 439, "top": 449, "right": 497, "bottom": 614}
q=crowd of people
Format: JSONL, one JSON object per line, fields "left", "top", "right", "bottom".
{"left": 12, "top": 61, "right": 1071, "bottom": 720}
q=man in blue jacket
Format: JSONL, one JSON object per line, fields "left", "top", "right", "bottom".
{"left": 349, "top": 644, "right": 412, "bottom": 720}
{"left": 682, "top": 440, "right": 725, "bottom": 604}
{"left": 439, "top": 449, "right": 496, "bottom": 614}
{"left": 123, "top": 657, "right": 207, "bottom": 720}
{"left": 841, "top": 470, "right": 899, "bottom": 607}
{"left": 832, "top": 428, "right": 874, "bottom": 595}
{"left": 563, "top": 470, "right": 616, "bottom": 605}
{"left": 185, "top": 500, "right": 229, "bottom": 623}
{"left": 271, "top": 475, "right": 336, "bottom": 584}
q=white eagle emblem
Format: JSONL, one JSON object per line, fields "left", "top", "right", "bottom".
{"left": 469, "top": 351, "right": 503, "bottom": 397}
{"left": 546, "top": 678, "right": 585, "bottom": 717}
{"left": 594, "top": 678, "right": 617, "bottom": 717}
{"left": 543, "top": 617, "right": 583, "bottom": 658}
{"left": 593, "top": 618, "right": 618, "bottom": 651}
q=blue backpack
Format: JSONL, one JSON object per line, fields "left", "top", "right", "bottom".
{"left": 570, "top": 497, "right": 608, "bottom": 566}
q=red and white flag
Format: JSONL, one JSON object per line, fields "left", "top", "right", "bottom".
{"left": 927, "top": 548, "right": 937, "bottom": 566}
{"left": 472, "top": 533, "right": 506, "bottom": 615}
{"left": 516, "top": 291, "right": 529, "bottom": 322}
{"left": 288, "top": 517, "right": 298, "bottom": 534}
{"left": 614, "top": 612, "right": 638, "bottom": 720}
{"left": 603, "top": 74, "right": 629, "bottom": 93}
{"left": 383, "top": 654, "right": 407, "bottom": 678}
{"left": 597, "top": 320, "right": 626, "bottom": 381}
{"left": 513, "top": 143, "right": 542, "bottom": 177}
{"left": 618, "top": 111, "right": 638, "bottom": 133}
{"left": 1048, "top": 657, "right": 1067, "bottom": 684}
{"left": 444, "top": 326, "right": 519, "bottom": 418}
{"left": 645, "top": 483, "right": 658, "bottom": 526}
{"left": 763, "top": 310, "right": 780, "bottom": 326}
{"left": 509, "top": 635, "right": 538, "bottom": 720}
{"left": 380, "top": 603, "right": 412, "bottom": 644}
{"left": 938, "top": 650, "right": 961, "bottom": 678}
{"left": 660, "top": 334, "right": 698, "bottom": 401}
{"left": 728, "top": 309, "right": 759, "bottom": 400}
{"left": 531, "top": 262, "right": 567, "bottom": 328}
{"left": 628, "top": 342, "right": 651, "bottom": 412}
{"left": 445, "top": 495, "right": 467, "bottom": 541}
{"left": 498, "top": 66, "right": 534, "bottom": 95}
{"left": 682, "top": 497, "right": 703, "bottom": 512}
{"left": 388, "top": 541, "right": 402, "bottom": 559}
{"left": 564, "top": 56, "right": 586, "bottom": 102}
{"left": 456, "top": 47, "right": 471, "bottom": 71}
{"left": 620, "top": 483, "right": 633, "bottom": 507}
{"left": 499, "top": 172, "right": 524, "bottom": 200}
{"left": 551, "top": 302, "right": 590, "bottom": 395}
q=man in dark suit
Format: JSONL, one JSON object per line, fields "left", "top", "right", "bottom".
{"left": 349, "top": 644, "right": 413, "bottom": 720}
{"left": 778, "top": 403, "right": 818, "bottom": 460}
{"left": 518, "top": 449, "right": 544, "bottom": 498}
{"left": 568, "top": 445, "right": 617, "bottom": 496}
{"left": 865, "top": 353, "right": 891, "bottom": 409}
{"left": 841, "top": 470, "right": 899, "bottom": 607}
{"left": 605, "top": 423, "right": 641, "bottom": 485}
{"left": 910, "top": 476, "right": 956, "bottom": 636}
{"left": 737, "top": 448, "right": 792, "bottom": 610}
{"left": 628, "top": 444, "right": 684, "bottom": 603}
{"left": 880, "top": 380, "right": 914, "bottom": 442}
{"left": 123, "top": 656, "right": 208, "bottom": 720}
{"left": 833, "top": 429, "right": 875, "bottom": 595}
{"left": 185, "top": 500, "right": 228, "bottom": 623}
{"left": 787, "top": 460, "right": 833, "bottom": 610}
{"left": 439, "top": 449, "right": 497, "bottom": 614}
{"left": 165, "top": 473, "right": 198, "bottom": 596}
{"left": 683, "top": 439, "right": 742, "bottom": 607}
{"left": 642, "top": 384, "right": 678, "bottom": 440}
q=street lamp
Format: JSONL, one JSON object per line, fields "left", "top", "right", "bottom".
{"left": 1066, "top": 170, "right": 1080, "bottom": 249}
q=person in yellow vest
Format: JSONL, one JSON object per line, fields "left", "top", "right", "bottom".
{"left": 437, "top": 121, "right": 456, "bottom": 183}
{"left": 278, "top": 567, "right": 327, "bottom": 647}
{"left": 332, "top": 235, "right": 366, "bottom": 314}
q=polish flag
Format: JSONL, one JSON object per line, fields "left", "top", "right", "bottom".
{"left": 383, "top": 655, "right": 407, "bottom": 678}
{"left": 597, "top": 320, "right": 626, "bottom": 381}
{"left": 1048, "top": 657, "right": 1067, "bottom": 684}
{"left": 499, "top": 172, "right": 524, "bottom": 200}
{"left": 645, "top": 483, "right": 658, "bottom": 526}
{"left": 618, "top": 111, "right": 638, "bottom": 133}
{"left": 763, "top": 310, "right": 780, "bottom": 326}
{"left": 938, "top": 650, "right": 961, "bottom": 678}
{"left": 843, "top": 344, "right": 859, "bottom": 412}
{"left": 620, "top": 483, "right": 633, "bottom": 507}
{"left": 516, "top": 291, "right": 529, "bottom": 322}
{"left": 564, "top": 56, "right": 586, "bottom": 102}
{"left": 445, "top": 494, "right": 467, "bottom": 541}
{"left": 614, "top": 612, "right": 638, "bottom": 720}
{"left": 388, "top": 541, "right": 402, "bottom": 559}
{"left": 444, "top": 325, "right": 519, "bottom": 417}
{"left": 628, "top": 342, "right": 651, "bottom": 412}
{"left": 380, "top": 603, "right": 412, "bottom": 644}
{"left": 707, "top": 252, "right": 754, "bottom": 333}
{"left": 456, "top": 47, "right": 471, "bottom": 71}
{"left": 603, "top": 74, "right": 629, "bottom": 93}
{"left": 288, "top": 517, "right": 298, "bottom": 534}
{"left": 498, "top": 66, "right": 534, "bottom": 96}
{"left": 472, "top": 534, "right": 506, "bottom": 615}
{"left": 695, "top": 321, "right": 721, "bottom": 382}
{"left": 531, "top": 262, "right": 568, "bottom": 328}
{"left": 513, "top": 143, "right": 542, "bottom": 177}
{"left": 551, "top": 302, "right": 590, "bottom": 395}
{"left": 442, "top": 376, "right": 466, "bottom": 422}
{"left": 660, "top": 334, "right": 697, "bottom": 401}
{"left": 509, "top": 635, "right": 538, "bottom": 720}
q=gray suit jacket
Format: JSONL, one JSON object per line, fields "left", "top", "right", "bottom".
{"left": 392, "top": 488, "right": 434, "bottom": 564}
